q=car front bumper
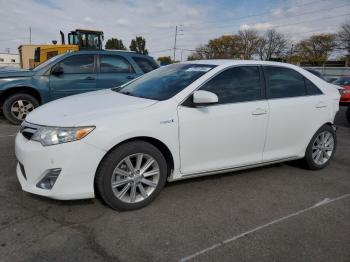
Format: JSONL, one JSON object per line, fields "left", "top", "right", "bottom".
{"left": 15, "top": 132, "right": 106, "bottom": 200}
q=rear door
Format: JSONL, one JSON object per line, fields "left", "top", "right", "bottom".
{"left": 97, "top": 54, "right": 139, "bottom": 89}
{"left": 49, "top": 54, "right": 97, "bottom": 100}
{"left": 263, "top": 66, "right": 327, "bottom": 161}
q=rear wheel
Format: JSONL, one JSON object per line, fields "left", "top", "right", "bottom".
{"left": 3, "top": 93, "right": 39, "bottom": 125}
{"left": 303, "top": 125, "right": 336, "bottom": 170}
{"left": 95, "top": 141, "right": 168, "bottom": 211}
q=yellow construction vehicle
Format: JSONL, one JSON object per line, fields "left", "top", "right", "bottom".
{"left": 31, "top": 29, "right": 104, "bottom": 68}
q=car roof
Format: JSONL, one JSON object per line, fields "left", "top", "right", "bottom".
{"left": 64, "top": 50, "right": 154, "bottom": 58}
{"left": 184, "top": 59, "right": 298, "bottom": 67}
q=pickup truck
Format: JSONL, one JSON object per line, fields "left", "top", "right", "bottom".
{"left": 0, "top": 50, "right": 158, "bottom": 124}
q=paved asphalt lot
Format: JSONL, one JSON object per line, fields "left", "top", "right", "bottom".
{"left": 0, "top": 107, "right": 349, "bottom": 262}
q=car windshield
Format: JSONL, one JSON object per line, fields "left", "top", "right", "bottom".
{"left": 333, "top": 77, "right": 350, "bottom": 85}
{"left": 113, "top": 63, "right": 216, "bottom": 101}
{"left": 32, "top": 54, "right": 65, "bottom": 71}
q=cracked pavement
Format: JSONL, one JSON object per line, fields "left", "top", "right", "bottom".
{"left": 0, "top": 107, "right": 349, "bottom": 262}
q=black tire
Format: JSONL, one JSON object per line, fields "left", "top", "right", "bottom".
{"left": 346, "top": 106, "right": 350, "bottom": 123}
{"left": 95, "top": 141, "right": 168, "bottom": 211}
{"left": 3, "top": 93, "right": 39, "bottom": 125}
{"left": 303, "top": 125, "right": 337, "bottom": 170}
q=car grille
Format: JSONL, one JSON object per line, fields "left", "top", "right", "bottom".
{"left": 20, "top": 121, "right": 39, "bottom": 140}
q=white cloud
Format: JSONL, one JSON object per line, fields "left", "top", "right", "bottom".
{"left": 240, "top": 23, "right": 273, "bottom": 31}
{"left": 0, "top": 0, "right": 349, "bottom": 60}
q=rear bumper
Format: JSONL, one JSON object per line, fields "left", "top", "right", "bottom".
{"left": 15, "top": 132, "right": 106, "bottom": 200}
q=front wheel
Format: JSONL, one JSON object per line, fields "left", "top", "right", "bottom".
{"left": 303, "top": 125, "right": 337, "bottom": 170}
{"left": 95, "top": 141, "right": 168, "bottom": 211}
{"left": 3, "top": 93, "right": 39, "bottom": 125}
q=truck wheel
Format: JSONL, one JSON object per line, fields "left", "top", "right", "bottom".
{"left": 3, "top": 93, "right": 39, "bottom": 125}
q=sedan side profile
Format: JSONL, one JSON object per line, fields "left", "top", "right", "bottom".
{"left": 15, "top": 60, "right": 340, "bottom": 210}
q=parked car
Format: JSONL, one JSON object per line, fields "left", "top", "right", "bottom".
{"left": 0, "top": 50, "right": 158, "bottom": 124}
{"left": 305, "top": 69, "right": 326, "bottom": 80}
{"left": 15, "top": 60, "right": 340, "bottom": 210}
{"left": 332, "top": 77, "right": 350, "bottom": 106}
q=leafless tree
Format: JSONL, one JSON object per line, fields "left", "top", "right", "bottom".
{"left": 337, "top": 20, "right": 350, "bottom": 54}
{"left": 237, "top": 29, "right": 261, "bottom": 59}
{"left": 257, "top": 29, "right": 288, "bottom": 60}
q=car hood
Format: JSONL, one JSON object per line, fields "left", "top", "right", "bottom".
{"left": 0, "top": 68, "right": 35, "bottom": 78}
{"left": 26, "top": 89, "right": 158, "bottom": 126}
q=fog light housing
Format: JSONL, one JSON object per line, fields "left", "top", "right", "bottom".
{"left": 36, "top": 168, "right": 62, "bottom": 190}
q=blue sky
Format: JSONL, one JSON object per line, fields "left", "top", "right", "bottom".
{"left": 0, "top": 0, "right": 349, "bottom": 59}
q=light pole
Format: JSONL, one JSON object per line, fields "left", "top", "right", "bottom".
{"left": 173, "top": 25, "right": 183, "bottom": 62}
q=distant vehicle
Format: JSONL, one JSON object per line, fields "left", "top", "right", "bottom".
{"left": 305, "top": 69, "right": 326, "bottom": 80}
{"left": 15, "top": 60, "right": 340, "bottom": 210}
{"left": 32, "top": 29, "right": 104, "bottom": 68}
{"left": 332, "top": 77, "right": 350, "bottom": 106}
{"left": 0, "top": 50, "right": 159, "bottom": 124}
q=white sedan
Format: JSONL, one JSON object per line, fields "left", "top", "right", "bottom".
{"left": 15, "top": 60, "right": 340, "bottom": 210}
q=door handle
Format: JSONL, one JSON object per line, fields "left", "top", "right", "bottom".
{"left": 252, "top": 108, "right": 267, "bottom": 115}
{"left": 315, "top": 102, "right": 327, "bottom": 108}
{"left": 126, "top": 76, "right": 135, "bottom": 80}
{"left": 85, "top": 76, "right": 95, "bottom": 80}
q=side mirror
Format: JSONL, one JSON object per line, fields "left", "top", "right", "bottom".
{"left": 193, "top": 90, "right": 218, "bottom": 106}
{"left": 51, "top": 66, "right": 64, "bottom": 76}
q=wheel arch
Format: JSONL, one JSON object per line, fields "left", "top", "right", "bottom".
{"left": 0, "top": 86, "right": 42, "bottom": 105}
{"left": 94, "top": 136, "right": 175, "bottom": 192}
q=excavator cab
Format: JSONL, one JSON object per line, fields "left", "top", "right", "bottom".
{"left": 68, "top": 29, "right": 104, "bottom": 50}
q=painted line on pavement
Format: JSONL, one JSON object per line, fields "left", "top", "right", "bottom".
{"left": 180, "top": 193, "right": 350, "bottom": 262}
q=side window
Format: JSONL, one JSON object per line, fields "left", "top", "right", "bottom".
{"left": 56, "top": 55, "right": 94, "bottom": 74}
{"left": 264, "top": 66, "right": 306, "bottom": 99}
{"left": 200, "top": 66, "right": 262, "bottom": 104}
{"left": 100, "top": 55, "right": 134, "bottom": 73}
{"left": 305, "top": 78, "right": 322, "bottom": 95}
{"left": 133, "top": 57, "right": 159, "bottom": 73}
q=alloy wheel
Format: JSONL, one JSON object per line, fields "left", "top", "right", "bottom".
{"left": 312, "top": 131, "right": 335, "bottom": 165}
{"left": 111, "top": 153, "right": 160, "bottom": 203}
{"left": 11, "top": 100, "right": 34, "bottom": 121}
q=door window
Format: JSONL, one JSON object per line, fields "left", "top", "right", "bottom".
{"left": 55, "top": 55, "right": 94, "bottom": 74}
{"left": 200, "top": 66, "right": 262, "bottom": 104}
{"left": 133, "top": 57, "right": 158, "bottom": 73}
{"left": 264, "top": 66, "right": 306, "bottom": 98}
{"left": 100, "top": 55, "right": 134, "bottom": 73}
{"left": 305, "top": 78, "right": 323, "bottom": 95}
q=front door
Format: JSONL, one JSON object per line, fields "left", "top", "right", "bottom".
{"left": 178, "top": 66, "right": 269, "bottom": 175}
{"left": 49, "top": 54, "right": 97, "bottom": 100}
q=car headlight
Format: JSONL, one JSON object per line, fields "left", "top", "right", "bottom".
{"left": 31, "top": 126, "right": 95, "bottom": 146}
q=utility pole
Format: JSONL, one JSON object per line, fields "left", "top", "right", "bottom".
{"left": 29, "top": 26, "right": 32, "bottom": 44}
{"left": 173, "top": 25, "right": 183, "bottom": 62}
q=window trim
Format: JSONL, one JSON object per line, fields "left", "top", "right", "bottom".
{"left": 98, "top": 54, "right": 135, "bottom": 74}
{"left": 262, "top": 65, "right": 323, "bottom": 100}
{"left": 180, "top": 64, "right": 266, "bottom": 107}
{"left": 51, "top": 54, "right": 97, "bottom": 75}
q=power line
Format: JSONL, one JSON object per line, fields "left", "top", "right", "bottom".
{"left": 187, "top": 3, "right": 350, "bottom": 31}
{"left": 197, "top": 0, "right": 338, "bottom": 26}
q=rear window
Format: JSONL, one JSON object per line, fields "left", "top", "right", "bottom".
{"left": 133, "top": 57, "right": 159, "bottom": 73}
